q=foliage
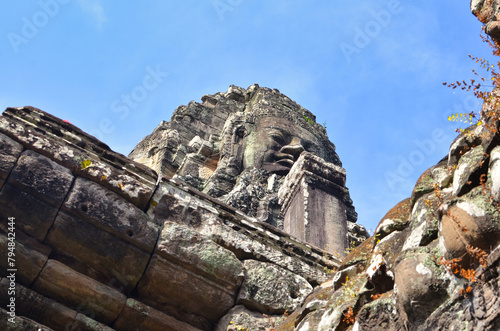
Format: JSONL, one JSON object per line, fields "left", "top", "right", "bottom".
{"left": 424, "top": 183, "right": 445, "bottom": 208}
{"left": 448, "top": 112, "right": 480, "bottom": 126}
{"left": 264, "top": 310, "right": 289, "bottom": 331}
{"left": 467, "top": 244, "right": 489, "bottom": 268}
{"left": 303, "top": 115, "right": 315, "bottom": 125}
{"left": 341, "top": 276, "right": 358, "bottom": 298}
{"left": 81, "top": 159, "right": 92, "bottom": 169}
{"left": 476, "top": 0, "right": 494, "bottom": 23}
{"left": 342, "top": 305, "right": 355, "bottom": 325}
{"left": 439, "top": 245, "right": 489, "bottom": 297}
{"left": 444, "top": 32, "right": 500, "bottom": 134}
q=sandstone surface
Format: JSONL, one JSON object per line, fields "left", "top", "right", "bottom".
{"left": 0, "top": 105, "right": 339, "bottom": 330}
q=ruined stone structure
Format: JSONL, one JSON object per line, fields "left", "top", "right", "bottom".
{"left": 0, "top": 105, "right": 347, "bottom": 330}
{"left": 3, "top": 86, "right": 500, "bottom": 330}
{"left": 4, "top": 4, "right": 500, "bottom": 327}
{"left": 129, "top": 84, "right": 366, "bottom": 255}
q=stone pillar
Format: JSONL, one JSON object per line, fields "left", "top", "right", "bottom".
{"left": 278, "top": 152, "right": 349, "bottom": 257}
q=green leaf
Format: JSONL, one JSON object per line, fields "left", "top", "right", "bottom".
{"left": 81, "top": 159, "right": 92, "bottom": 169}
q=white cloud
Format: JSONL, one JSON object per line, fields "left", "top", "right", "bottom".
{"left": 78, "top": 0, "right": 107, "bottom": 28}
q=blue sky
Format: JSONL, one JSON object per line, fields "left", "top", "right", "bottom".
{"left": 0, "top": 1, "right": 493, "bottom": 233}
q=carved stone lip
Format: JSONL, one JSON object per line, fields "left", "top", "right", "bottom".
{"left": 262, "top": 162, "right": 292, "bottom": 175}
{"left": 276, "top": 158, "right": 294, "bottom": 167}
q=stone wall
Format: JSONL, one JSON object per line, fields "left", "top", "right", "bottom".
{"left": 0, "top": 106, "right": 339, "bottom": 330}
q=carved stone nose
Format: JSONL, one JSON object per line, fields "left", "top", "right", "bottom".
{"left": 280, "top": 138, "right": 305, "bottom": 159}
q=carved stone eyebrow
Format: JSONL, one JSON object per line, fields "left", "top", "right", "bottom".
{"left": 266, "top": 127, "right": 291, "bottom": 137}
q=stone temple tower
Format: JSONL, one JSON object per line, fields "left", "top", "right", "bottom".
{"left": 129, "top": 84, "right": 368, "bottom": 256}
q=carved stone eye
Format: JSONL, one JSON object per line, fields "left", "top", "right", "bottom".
{"left": 268, "top": 130, "right": 286, "bottom": 145}
{"left": 302, "top": 141, "right": 313, "bottom": 152}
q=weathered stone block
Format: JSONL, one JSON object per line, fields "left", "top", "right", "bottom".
{"left": 0, "top": 231, "right": 48, "bottom": 286}
{"left": 0, "top": 107, "right": 157, "bottom": 209}
{"left": 198, "top": 140, "right": 213, "bottom": 157}
{"left": 237, "top": 260, "right": 313, "bottom": 314}
{"left": 490, "top": 145, "right": 500, "bottom": 202}
{"left": 62, "top": 177, "right": 159, "bottom": 253}
{"left": 394, "top": 252, "right": 448, "bottom": 325}
{"left": 0, "top": 307, "right": 53, "bottom": 331}
{"left": 448, "top": 125, "right": 482, "bottom": 166}
{"left": 32, "top": 260, "right": 126, "bottom": 325}
{"left": 0, "top": 133, "right": 23, "bottom": 189}
{"left": 441, "top": 196, "right": 500, "bottom": 261}
{"left": 355, "top": 298, "right": 401, "bottom": 331}
{"left": 0, "top": 279, "right": 76, "bottom": 330}
{"left": 0, "top": 149, "right": 74, "bottom": 240}
{"left": 279, "top": 153, "right": 349, "bottom": 256}
{"left": 136, "top": 222, "right": 243, "bottom": 328}
{"left": 201, "top": 217, "right": 337, "bottom": 284}
{"left": 156, "top": 221, "right": 243, "bottom": 289}
{"left": 375, "top": 198, "right": 412, "bottom": 240}
{"left": 113, "top": 298, "right": 202, "bottom": 331}
{"left": 0, "top": 184, "right": 59, "bottom": 241}
{"left": 188, "top": 135, "right": 204, "bottom": 150}
{"left": 177, "top": 154, "right": 208, "bottom": 188}
{"left": 8, "top": 149, "right": 74, "bottom": 207}
{"left": 401, "top": 193, "right": 440, "bottom": 251}
{"left": 411, "top": 164, "right": 440, "bottom": 206}
{"left": 45, "top": 212, "right": 151, "bottom": 293}
{"left": 452, "top": 146, "right": 485, "bottom": 196}
{"left": 137, "top": 254, "right": 238, "bottom": 329}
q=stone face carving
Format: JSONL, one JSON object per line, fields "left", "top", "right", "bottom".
{"left": 130, "top": 84, "right": 340, "bottom": 181}
{"left": 129, "top": 84, "right": 367, "bottom": 253}
{"left": 240, "top": 115, "right": 334, "bottom": 175}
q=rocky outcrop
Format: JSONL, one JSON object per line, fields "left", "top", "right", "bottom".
{"left": 471, "top": 0, "right": 500, "bottom": 43}
{"left": 264, "top": 8, "right": 500, "bottom": 330}
{"left": 274, "top": 92, "right": 500, "bottom": 329}
{"left": 0, "top": 106, "right": 340, "bottom": 330}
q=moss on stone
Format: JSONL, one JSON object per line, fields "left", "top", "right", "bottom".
{"left": 412, "top": 170, "right": 436, "bottom": 206}
{"left": 423, "top": 251, "right": 444, "bottom": 277}
{"left": 464, "top": 186, "right": 500, "bottom": 221}
{"left": 199, "top": 244, "right": 241, "bottom": 278}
